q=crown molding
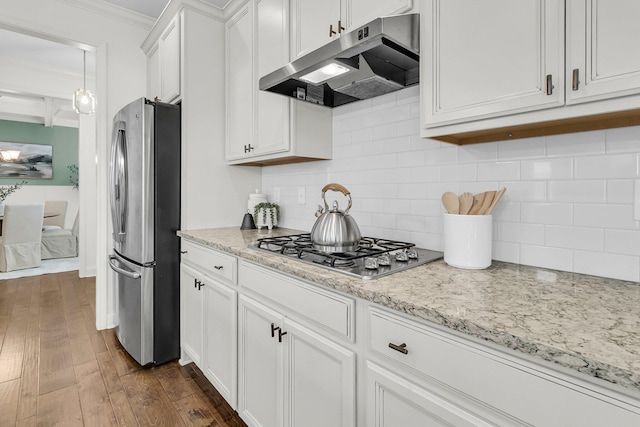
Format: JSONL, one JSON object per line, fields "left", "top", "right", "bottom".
{"left": 141, "top": 0, "right": 226, "bottom": 53}
{"left": 57, "top": 0, "right": 155, "bottom": 30}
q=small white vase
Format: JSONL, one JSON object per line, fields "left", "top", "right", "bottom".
{"left": 255, "top": 207, "right": 278, "bottom": 230}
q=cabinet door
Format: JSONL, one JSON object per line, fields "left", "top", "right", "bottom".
{"left": 366, "top": 362, "right": 494, "bottom": 427}
{"left": 203, "top": 279, "right": 238, "bottom": 410}
{"left": 283, "top": 319, "right": 356, "bottom": 427}
{"left": 160, "top": 16, "right": 181, "bottom": 103}
{"left": 255, "top": 0, "right": 290, "bottom": 158}
{"left": 226, "top": 5, "right": 254, "bottom": 161}
{"left": 291, "top": 0, "right": 344, "bottom": 59}
{"left": 179, "top": 263, "right": 204, "bottom": 366}
{"left": 238, "top": 295, "right": 285, "bottom": 427}
{"left": 350, "top": 0, "right": 413, "bottom": 30}
{"left": 422, "top": 0, "right": 564, "bottom": 127}
{"left": 147, "top": 44, "right": 160, "bottom": 101}
{"left": 567, "top": 0, "right": 640, "bottom": 104}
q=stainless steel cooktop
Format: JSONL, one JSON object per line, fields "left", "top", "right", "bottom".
{"left": 250, "top": 233, "right": 443, "bottom": 280}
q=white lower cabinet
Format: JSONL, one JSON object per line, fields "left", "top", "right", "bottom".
{"left": 203, "top": 279, "right": 238, "bottom": 409}
{"left": 366, "top": 305, "right": 640, "bottom": 427}
{"left": 238, "top": 293, "right": 356, "bottom": 427}
{"left": 180, "top": 240, "right": 239, "bottom": 409}
{"left": 179, "top": 263, "right": 204, "bottom": 366}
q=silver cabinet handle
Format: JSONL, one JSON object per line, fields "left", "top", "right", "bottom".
{"left": 108, "top": 255, "right": 141, "bottom": 280}
{"left": 572, "top": 68, "right": 580, "bottom": 91}
{"left": 546, "top": 74, "right": 554, "bottom": 95}
{"left": 329, "top": 24, "right": 336, "bottom": 37}
{"left": 388, "top": 342, "right": 408, "bottom": 354}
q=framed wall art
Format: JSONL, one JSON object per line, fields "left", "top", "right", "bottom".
{"left": 0, "top": 141, "right": 53, "bottom": 179}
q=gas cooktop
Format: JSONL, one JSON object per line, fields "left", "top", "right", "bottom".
{"left": 250, "top": 233, "right": 443, "bottom": 280}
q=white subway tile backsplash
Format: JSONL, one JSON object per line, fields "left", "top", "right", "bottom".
{"left": 521, "top": 158, "right": 573, "bottom": 180}
{"left": 521, "top": 202, "right": 572, "bottom": 225}
{"left": 544, "top": 225, "right": 604, "bottom": 251}
{"left": 574, "top": 154, "right": 637, "bottom": 179}
{"left": 605, "top": 229, "right": 640, "bottom": 256}
{"left": 261, "top": 86, "right": 640, "bottom": 282}
{"left": 459, "top": 143, "right": 498, "bottom": 164}
{"left": 477, "top": 161, "right": 519, "bottom": 182}
{"left": 546, "top": 130, "right": 606, "bottom": 157}
{"left": 548, "top": 180, "right": 606, "bottom": 203}
{"left": 520, "top": 245, "right": 573, "bottom": 271}
{"left": 606, "top": 126, "right": 640, "bottom": 153}
{"left": 498, "top": 137, "right": 546, "bottom": 160}
{"left": 440, "top": 164, "right": 477, "bottom": 183}
{"left": 573, "top": 250, "right": 640, "bottom": 282}
{"left": 607, "top": 180, "right": 634, "bottom": 203}
{"left": 574, "top": 204, "right": 639, "bottom": 230}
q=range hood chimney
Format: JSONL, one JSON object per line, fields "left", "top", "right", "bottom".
{"left": 259, "top": 14, "right": 419, "bottom": 108}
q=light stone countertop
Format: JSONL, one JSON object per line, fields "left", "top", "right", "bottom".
{"left": 178, "top": 227, "right": 640, "bottom": 394}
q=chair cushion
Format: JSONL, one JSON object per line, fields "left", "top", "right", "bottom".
{"left": 42, "top": 225, "right": 62, "bottom": 232}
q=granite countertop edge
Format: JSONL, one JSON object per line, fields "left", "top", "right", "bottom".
{"left": 178, "top": 228, "right": 640, "bottom": 395}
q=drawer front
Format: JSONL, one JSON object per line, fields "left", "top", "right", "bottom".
{"left": 368, "top": 306, "right": 640, "bottom": 426}
{"left": 239, "top": 261, "right": 354, "bottom": 341}
{"left": 181, "top": 240, "right": 237, "bottom": 285}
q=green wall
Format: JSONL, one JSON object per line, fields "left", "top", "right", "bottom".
{"left": 0, "top": 119, "right": 78, "bottom": 186}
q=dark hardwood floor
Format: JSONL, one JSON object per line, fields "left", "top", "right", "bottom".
{"left": 0, "top": 271, "right": 247, "bottom": 426}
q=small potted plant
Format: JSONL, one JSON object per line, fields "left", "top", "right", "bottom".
{"left": 253, "top": 202, "right": 279, "bottom": 230}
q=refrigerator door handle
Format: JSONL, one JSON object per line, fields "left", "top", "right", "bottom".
{"left": 109, "top": 255, "right": 141, "bottom": 280}
{"left": 110, "top": 121, "right": 128, "bottom": 243}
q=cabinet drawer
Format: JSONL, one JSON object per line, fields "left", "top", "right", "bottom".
{"left": 181, "top": 240, "right": 237, "bottom": 285}
{"left": 239, "top": 261, "right": 354, "bottom": 341}
{"left": 368, "top": 306, "right": 640, "bottom": 426}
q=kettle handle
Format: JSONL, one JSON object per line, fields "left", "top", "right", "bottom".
{"left": 321, "top": 183, "right": 353, "bottom": 214}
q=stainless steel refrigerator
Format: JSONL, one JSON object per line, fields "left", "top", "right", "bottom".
{"left": 108, "top": 97, "right": 181, "bottom": 366}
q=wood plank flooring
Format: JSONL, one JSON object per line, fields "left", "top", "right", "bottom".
{"left": 0, "top": 271, "right": 247, "bottom": 427}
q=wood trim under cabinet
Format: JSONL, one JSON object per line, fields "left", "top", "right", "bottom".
{"left": 432, "top": 108, "right": 640, "bottom": 145}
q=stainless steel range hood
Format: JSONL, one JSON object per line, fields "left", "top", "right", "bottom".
{"left": 259, "top": 14, "right": 419, "bottom": 108}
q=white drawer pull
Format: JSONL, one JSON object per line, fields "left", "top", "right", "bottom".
{"left": 389, "top": 342, "right": 408, "bottom": 354}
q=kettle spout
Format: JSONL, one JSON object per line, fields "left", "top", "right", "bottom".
{"left": 314, "top": 205, "right": 324, "bottom": 218}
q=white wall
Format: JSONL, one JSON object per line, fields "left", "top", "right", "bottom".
{"left": 262, "top": 86, "right": 640, "bottom": 282}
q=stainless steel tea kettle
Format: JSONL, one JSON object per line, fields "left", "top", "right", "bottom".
{"left": 311, "top": 183, "right": 362, "bottom": 253}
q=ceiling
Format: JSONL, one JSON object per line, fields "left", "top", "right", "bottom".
{"left": 0, "top": 0, "right": 233, "bottom": 127}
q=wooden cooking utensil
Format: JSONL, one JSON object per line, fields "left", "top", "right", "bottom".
{"left": 485, "top": 187, "right": 507, "bottom": 214}
{"left": 477, "top": 190, "right": 496, "bottom": 215}
{"left": 459, "top": 192, "right": 474, "bottom": 215}
{"left": 441, "top": 192, "right": 460, "bottom": 214}
{"left": 468, "top": 192, "right": 486, "bottom": 215}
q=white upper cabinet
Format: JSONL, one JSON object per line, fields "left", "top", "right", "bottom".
{"left": 421, "top": 0, "right": 640, "bottom": 144}
{"left": 146, "top": 15, "right": 181, "bottom": 103}
{"left": 566, "top": 0, "right": 640, "bottom": 104}
{"left": 292, "top": 0, "right": 414, "bottom": 60}
{"left": 422, "top": 0, "right": 564, "bottom": 128}
{"left": 291, "top": 0, "right": 345, "bottom": 59}
{"left": 226, "top": 0, "right": 332, "bottom": 166}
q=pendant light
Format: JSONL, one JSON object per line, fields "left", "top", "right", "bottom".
{"left": 73, "top": 50, "right": 96, "bottom": 115}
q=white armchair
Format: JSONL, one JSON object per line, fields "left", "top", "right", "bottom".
{"left": 0, "top": 204, "right": 45, "bottom": 272}
{"left": 41, "top": 211, "right": 78, "bottom": 259}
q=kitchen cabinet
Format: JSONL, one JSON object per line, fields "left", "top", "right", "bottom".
{"left": 566, "top": 0, "right": 640, "bottom": 104}
{"left": 238, "top": 261, "right": 356, "bottom": 427}
{"left": 366, "top": 305, "right": 640, "bottom": 426}
{"left": 291, "top": 0, "right": 415, "bottom": 60}
{"left": 421, "top": 0, "right": 564, "bottom": 128}
{"left": 180, "top": 240, "right": 239, "bottom": 408}
{"left": 179, "top": 262, "right": 204, "bottom": 365}
{"left": 225, "top": 0, "right": 332, "bottom": 166}
{"left": 146, "top": 15, "right": 181, "bottom": 103}
{"left": 421, "top": 0, "right": 640, "bottom": 145}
